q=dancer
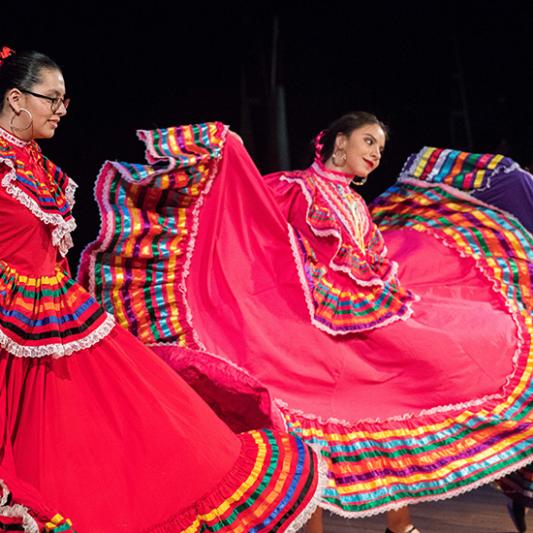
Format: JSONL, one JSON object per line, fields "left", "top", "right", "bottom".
{"left": 81, "top": 115, "right": 533, "bottom": 533}
{"left": 0, "top": 47, "right": 325, "bottom": 532}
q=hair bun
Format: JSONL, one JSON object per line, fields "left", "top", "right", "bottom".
{"left": 0, "top": 46, "right": 15, "bottom": 67}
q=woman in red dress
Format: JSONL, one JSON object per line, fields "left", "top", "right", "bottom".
{"left": 0, "top": 47, "right": 324, "bottom": 533}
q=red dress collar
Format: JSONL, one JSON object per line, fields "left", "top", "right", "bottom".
{"left": 310, "top": 158, "right": 354, "bottom": 185}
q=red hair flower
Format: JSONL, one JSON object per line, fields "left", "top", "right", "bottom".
{"left": 0, "top": 46, "right": 15, "bottom": 67}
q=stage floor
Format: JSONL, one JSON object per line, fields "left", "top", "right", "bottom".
{"left": 322, "top": 485, "right": 519, "bottom": 532}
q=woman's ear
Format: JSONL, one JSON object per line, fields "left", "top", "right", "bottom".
{"left": 335, "top": 133, "right": 347, "bottom": 151}
{"left": 5, "top": 88, "right": 24, "bottom": 113}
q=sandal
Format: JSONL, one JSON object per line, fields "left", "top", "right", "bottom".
{"left": 385, "top": 527, "right": 419, "bottom": 533}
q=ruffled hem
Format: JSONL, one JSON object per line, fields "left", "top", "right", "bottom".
{"left": 286, "top": 224, "right": 418, "bottom": 336}
{"left": 0, "top": 261, "right": 115, "bottom": 358}
{"left": 0, "top": 313, "right": 115, "bottom": 358}
{"left": 140, "top": 430, "right": 324, "bottom": 532}
{"left": 278, "top": 397, "right": 533, "bottom": 518}
{"left": 77, "top": 122, "right": 228, "bottom": 349}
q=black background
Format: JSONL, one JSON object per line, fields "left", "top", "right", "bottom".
{"left": 3, "top": 1, "right": 533, "bottom": 267}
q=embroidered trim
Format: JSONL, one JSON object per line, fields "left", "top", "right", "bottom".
{"left": 281, "top": 174, "right": 391, "bottom": 288}
{"left": 286, "top": 224, "right": 416, "bottom": 337}
{"left": 0, "top": 127, "right": 29, "bottom": 148}
{"left": 0, "top": 157, "right": 76, "bottom": 257}
{"left": 0, "top": 313, "right": 116, "bottom": 358}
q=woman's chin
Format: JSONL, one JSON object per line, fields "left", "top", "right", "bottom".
{"left": 35, "top": 129, "right": 57, "bottom": 140}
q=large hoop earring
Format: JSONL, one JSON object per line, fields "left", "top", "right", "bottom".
{"left": 332, "top": 149, "right": 347, "bottom": 167}
{"left": 10, "top": 108, "right": 33, "bottom": 132}
{"left": 351, "top": 176, "right": 368, "bottom": 186}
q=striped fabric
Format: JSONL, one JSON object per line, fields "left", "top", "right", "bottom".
{"left": 0, "top": 134, "right": 76, "bottom": 257}
{"left": 280, "top": 174, "right": 533, "bottom": 514}
{"left": 283, "top": 160, "right": 417, "bottom": 333}
{"left": 400, "top": 146, "right": 515, "bottom": 190}
{"left": 80, "top": 126, "right": 533, "bottom": 516}
{"left": 0, "top": 260, "right": 112, "bottom": 358}
{"left": 78, "top": 123, "right": 227, "bottom": 348}
{"left": 175, "top": 430, "right": 321, "bottom": 532}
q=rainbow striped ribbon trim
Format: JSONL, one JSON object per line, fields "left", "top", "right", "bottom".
{"left": 400, "top": 146, "right": 515, "bottom": 191}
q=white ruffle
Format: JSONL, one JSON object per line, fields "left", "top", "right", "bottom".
{"left": 0, "top": 480, "right": 39, "bottom": 533}
{"left": 0, "top": 157, "right": 77, "bottom": 257}
{"left": 0, "top": 312, "right": 116, "bottom": 358}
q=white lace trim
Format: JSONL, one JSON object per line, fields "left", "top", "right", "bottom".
{"left": 0, "top": 157, "right": 76, "bottom": 257}
{"left": 319, "top": 452, "right": 533, "bottom": 519}
{"left": 78, "top": 162, "right": 116, "bottom": 295}
{"left": 65, "top": 177, "right": 78, "bottom": 208}
{"left": 0, "top": 312, "right": 115, "bottom": 358}
{"left": 280, "top": 174, "right": 401, "bottom": 289}
{"left": 0, "top": 479, "right": 39, "bottom": 533}
{"left": 285, "top": 444, "right": 328, "bottom": 533}
{"left": 0, "top": 127, "right": 29, "bottom": 147}
{"left": 81, "top": 124, "right": 230, "bottom": 351}
{"left": 286, "top": 222, "right": 415, "bottom": 337}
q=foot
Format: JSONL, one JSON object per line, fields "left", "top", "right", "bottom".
{"left": 385, "top": 527, "right": 420, "bottom": 533}
{"left": 507, "top": 500, "right": 527, "bottom": 532}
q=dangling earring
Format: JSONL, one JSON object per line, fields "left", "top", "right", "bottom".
{"left": 351, "top": 176, "right": 368, "bottom": 186}
{"left": 10, "top": 108, "right": 33, "bottom": 133}
{"left": 332, "top": 149, "right": 347, "bottom": 167}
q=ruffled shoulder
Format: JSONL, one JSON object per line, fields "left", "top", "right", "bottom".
{"left": 269, "top": 164, "right": 418, "bottom": 334}
{"left": 0, "top": 134, "right": 77, "bottom": 257}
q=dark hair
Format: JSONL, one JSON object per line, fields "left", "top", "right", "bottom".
{"left": 0, "top": 50, "right": 61, "bottom": 110}
{"left": 317, "top": 111, "right": 390, "bottom": 162}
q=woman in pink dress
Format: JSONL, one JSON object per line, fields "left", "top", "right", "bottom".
{"left": 80, "top": 110, "right": 533, "bottom": 533}
{"left": 0, "top": 47, "right": 324, "bottom": 532}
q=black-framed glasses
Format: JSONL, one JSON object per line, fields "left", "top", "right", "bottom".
{"left": 19, "top": 89, "right": 70, "bottom": 113}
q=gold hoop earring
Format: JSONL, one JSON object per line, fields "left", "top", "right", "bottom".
{"left": 332, "top": 149, "right": 347, "bottom": 167}
{"left": 351, "top": 176, "right": 368, "bottom": 186}
{"left": 10, "top": 108, "right": 33, "bottom": 132}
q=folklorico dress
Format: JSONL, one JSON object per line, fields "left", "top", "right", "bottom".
{"left": 79, "top": 122, "right": 533, "bottom": 518}
{"left": 0, "top": 125, "right": 324, "bottom": 533}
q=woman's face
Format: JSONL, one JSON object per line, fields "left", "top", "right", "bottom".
{"left": 13, "top": 68, "right": 68, "bottom": 139}
{"left": 335, "top": 123, "right": 386, "bottom": 178}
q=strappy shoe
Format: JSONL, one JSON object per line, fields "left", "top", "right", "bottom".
{"left": 507, "top": 500, "right": 527, "bottom": 532}
{"left": 385, "top": 527, "right": 419, "bottom": 533}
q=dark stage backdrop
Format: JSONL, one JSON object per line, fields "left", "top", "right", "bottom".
{"left": 3, "top": 2, "right": 533, "bottom": 268}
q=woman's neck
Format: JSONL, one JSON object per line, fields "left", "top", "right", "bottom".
{"left": 0, "top": 112, "right": 33, "bottom": 143}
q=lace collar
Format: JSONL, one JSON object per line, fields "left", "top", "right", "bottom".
{"left": 311, "top": 158, "right": 354, "bottom": 185}
{"left": 0, "top": 126, "right": 30, "bottom": 148}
